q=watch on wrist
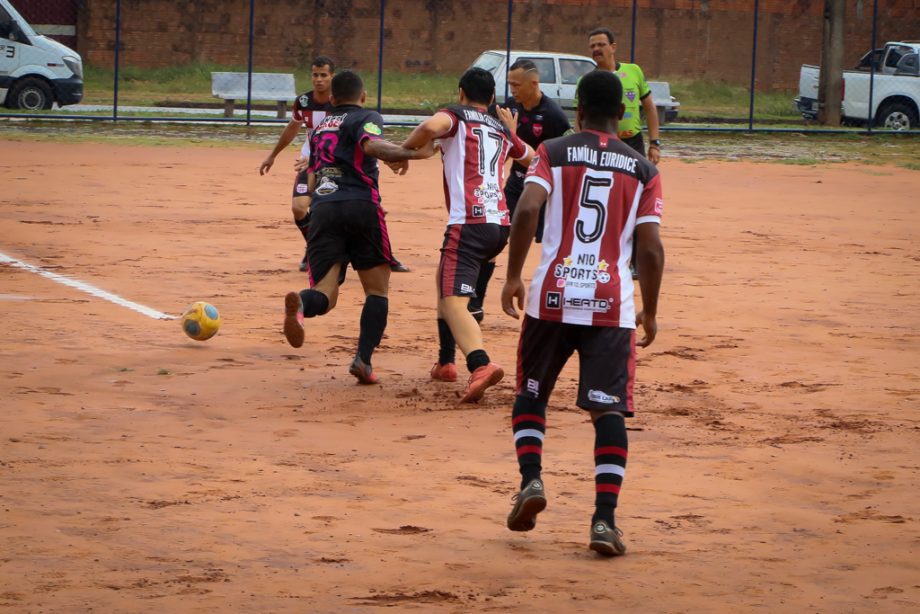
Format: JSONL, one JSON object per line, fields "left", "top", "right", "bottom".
{"left": 649, "top": 139, "right": 661, "bottom": 148}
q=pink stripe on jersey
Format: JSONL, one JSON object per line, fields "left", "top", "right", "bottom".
{"left": 352, "top": 137, "right": 381, "bottom": 205}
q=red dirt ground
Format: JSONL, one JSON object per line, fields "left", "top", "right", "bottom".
{"left": 1, "top": 141, "right": 919, "bottom": 612}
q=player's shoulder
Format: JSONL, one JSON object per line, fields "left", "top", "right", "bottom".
{"left": 295, "top": 90, "right": 314, "bottom": 107}
{"left": 538, "top": 131, "right": 586, "bottom": 162}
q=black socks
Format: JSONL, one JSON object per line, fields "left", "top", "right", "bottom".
{"left": 299, "top": 289, "right": 329, "bottom": 318}
{"left": 437, "top": 318, "right": 456, "bottom": 366}
{"left": 512, "top": 396, "right": 546, "bottom": 489}
{"left": 466, "top": 349, "right": 490, "bottom": 373}
{"left": 592, "top": 413, "right": 628, "bottom": 526}
{"left": 358, "top": 295, "right": 388, "bottom": 365}
{"left": 295, "top": 214, "right": 310, "bottom": 242}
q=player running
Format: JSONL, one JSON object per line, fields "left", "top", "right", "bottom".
{"left": 281, "top": 71, "right": 435, "bottom": 384}
{"left": 469, "top": 59, "right": 571, "bottom": 321}
{"left": 260, "top": 56, "right": 410, "bottom": 274}
{"left": 501, "top": 70, "right": 665, "bottom": 556}
{"left": 398, "top": 67, "right": 533, "bottom": 403}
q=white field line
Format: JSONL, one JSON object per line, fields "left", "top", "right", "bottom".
{"left": 0, "top": 251, "right": 176, "bottom": 320}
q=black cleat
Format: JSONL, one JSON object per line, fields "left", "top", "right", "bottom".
{"left": 299, "top": 248, "right": 309, "bottom": 272}
{"left": 589, "top": 520, "right": 627, "bottom": 556}
{"left": 506, "top": 478, "right": 547, "bottom": 532}
{"left": 390, "top": 259, "right": 411, "bottom": 273}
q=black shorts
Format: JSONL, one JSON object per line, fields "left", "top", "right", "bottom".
{"left": 306, "top": 199, "right": 394, "bottom": 286}
{"left": 515, "top": 315, "right": 636, "bottom": 416}
{"left": 622, "top": 133, "right": 646, "bottom": 157}
{"left": 505, "top": 181, "right": 547, "bottom": 244}
{"left": 438, "top": 223, "right": 509, "bottom": 299}
{"left": 292, "top": 169, "right": 310, "bottom": 199}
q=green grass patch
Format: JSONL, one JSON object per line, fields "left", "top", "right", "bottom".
{"left": 83, "top": 62, "right": 458, "bottom": 111}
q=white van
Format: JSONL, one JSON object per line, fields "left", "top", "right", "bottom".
{"left": 0, "top": 0, "right": 83, "bottom": 110}
{"left": 471, "top": 49, "right": 680, "bottom": 122}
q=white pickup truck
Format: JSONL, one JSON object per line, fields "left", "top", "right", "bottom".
{"left": 795, "top": 41, "right": 920, "bottom": 130}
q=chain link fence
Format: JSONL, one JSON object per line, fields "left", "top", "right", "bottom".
{"left": 1, "top": 0, "right": 918, "bottom": 133}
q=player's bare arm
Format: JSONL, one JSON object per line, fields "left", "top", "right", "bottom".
{"left": 634, "top": 221, "right": 664, "bottom": 347}
{"left": 641, "top": 95, "right": 661, "bottom": 165}
{"left": 501, "top": 183, "right": 547, "bottom": 319}
{"left": 260, "top": 118, "right": 301, "bottom": 175}
{"left": 362, "top": 137, "right": 437, "bottom": 164}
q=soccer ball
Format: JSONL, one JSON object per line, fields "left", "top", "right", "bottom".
{"left": 181, "top": 301, "right": 221, "bottom": 341}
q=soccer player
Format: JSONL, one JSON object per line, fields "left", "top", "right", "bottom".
{"left": 501, "top": 70, "right": 665, "bottom": 556}
{"left": 281, "top": 71, "right": 435, "bottom": 384}
{"left": 468, "top": 59, "right": 572, "bottom": 322}
{"left": 260, "top": 56, "right": 335, "bottom": 272}
{"left": 398, "top": 68, "right": 533, "bottom": 403}
{"left": 260, "top": 56, "right": 410, "bottom": 274}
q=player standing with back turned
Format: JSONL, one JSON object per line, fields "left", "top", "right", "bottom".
{"left": 501, "top": 70, "right": 665, "bottom": 556}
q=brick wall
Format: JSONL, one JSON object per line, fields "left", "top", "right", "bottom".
{"left": 77, "top": 0, "right": 920, "bottom": 90}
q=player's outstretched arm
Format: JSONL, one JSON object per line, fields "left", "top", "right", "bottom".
{"left": 260, "top": 119, "right": 301, "bottom": 175}
{"left": 502, "top": 183, "right": 547, "bottom": 319}
{"left": 363, "top": 138, "right": 437, "bottom": 164}
{"left": 401, "top": 112, "right": 453, "bottom": 151}
{"left": 634, "top": 222, "right": 664, "bottom": 347}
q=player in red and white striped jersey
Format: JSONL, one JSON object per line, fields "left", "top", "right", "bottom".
{"left": 260, "top": 56, "right": 335, "bottom": 271}
{"left": 501, "top": 70, "right": 665, "bottom": 556}
{"left": 399, "top": 68, "right": 533, "bottom": 403}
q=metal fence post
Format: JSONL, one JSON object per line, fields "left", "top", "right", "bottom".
{"left": 630, "top": 0, "right": 638, "bottom": 63}
{"left": 867, "top": 0, "right": 878, "bottom": 133}
{"left": 245, "top": 0, "right": 255, "bottom": 126}
{"left": 113, "top": 0, "right": 121, "bottom": 121}
{"left": 748, "top": 0, "right": 760, "bottom": 131}
{"left": 504, "top": 0, "right": 512, "bottom": 103}
{"left": 377, "top": 0, "right": 386, "bottom": 114}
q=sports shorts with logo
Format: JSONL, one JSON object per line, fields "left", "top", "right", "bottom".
{"left": 305, "top": 199, "right": 394, "bottom": 287}
{"left": 292, "top": 169, "right": 311, "bottom": 199}
{"left": 438, "top": 223, "right": 510, "bottom": 299}
{"left": 516, "top": 315, "right": 636, "bottom": 416}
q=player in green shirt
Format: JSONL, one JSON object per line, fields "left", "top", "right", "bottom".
{"left": 585, "top": 27, "right": 661, "bottom": 165}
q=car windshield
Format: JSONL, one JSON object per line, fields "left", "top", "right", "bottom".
{"left": 472, "top": 52, "right": 504, "bottom": 75}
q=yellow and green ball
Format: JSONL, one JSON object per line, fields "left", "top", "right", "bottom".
{"left": 181, "top": 301, "right": 221, "bottom": 341}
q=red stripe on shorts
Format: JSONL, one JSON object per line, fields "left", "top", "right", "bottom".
{"left": 438, "top": 224, "right": 462, "bottom": 298}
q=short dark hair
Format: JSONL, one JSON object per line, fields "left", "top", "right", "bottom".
{"left": 459, "top": 67, "right": 495, "bottom": 105}
{"left": 331, "top": 70, "right": 363, "bottom": 103}
{"left": 312, "top": 55, "right": 335, "bottom": 73}
{"left": 577, "top": 70, "right": 623, "bottom": 121}
{"left": 588, "top": 27, "right": 615, "bottom": 44}
{"left": 509, "top": 59, "right": 538, "bottom": 74}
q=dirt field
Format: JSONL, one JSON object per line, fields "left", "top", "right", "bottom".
{"left": 1, "top": 141, "right": 919, "bottom": 613}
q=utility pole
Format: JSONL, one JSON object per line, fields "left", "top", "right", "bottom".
{"left": 818, "top": 0, "right": 845, "bottom": 125}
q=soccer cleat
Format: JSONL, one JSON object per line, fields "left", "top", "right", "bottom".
{"left": 349, "top": 355, "right": 379, "bottom": 385}
{"left": 589, "top": 520, "right": 627, "bottom": 557}
{"left": 430, "top": 362, "right": 458, "bottom": 382}
{"left": 299, "top": 248, "right": 309, "bottom": 272}
{"left": 390, "top": 259, "right": 411, "bottom": 273}
{"left": 460, "top": 362, "right": 504, "bottom": 403}
{"left": 283, "top": 291, "right": 305, "bottom": 348}
{"left": 506, "top": 478, "right": 547, "bottom": 532}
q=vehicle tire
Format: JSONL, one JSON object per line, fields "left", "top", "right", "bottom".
{"left": 876, "top": 101, "right": 917, "bottom": 131}
{"left": 8, "top": 78, "right": 54, "bottom": 111}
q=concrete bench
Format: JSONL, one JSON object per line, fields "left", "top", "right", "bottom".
{"left": 647, "top": 81, "right": 681, "bottom": 124}
{"left": 210, "top": 72, "right": 296, "bottom": 118}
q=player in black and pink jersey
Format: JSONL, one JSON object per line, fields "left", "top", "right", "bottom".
{"left": 281, "top": 71, "right": 435, "bottom": 385}
{"left": 501, "top": 70, "right": 665, "bottom": 556}
{"left": 397, "top": 68, "right": 533, "bottom": 403}
{"left": 260, "top": 56, "right": 411, "bottom": 274}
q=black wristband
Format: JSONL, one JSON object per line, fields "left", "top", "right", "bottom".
{"left": 649, "top": 139, "right": 661, "bottom": 147}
